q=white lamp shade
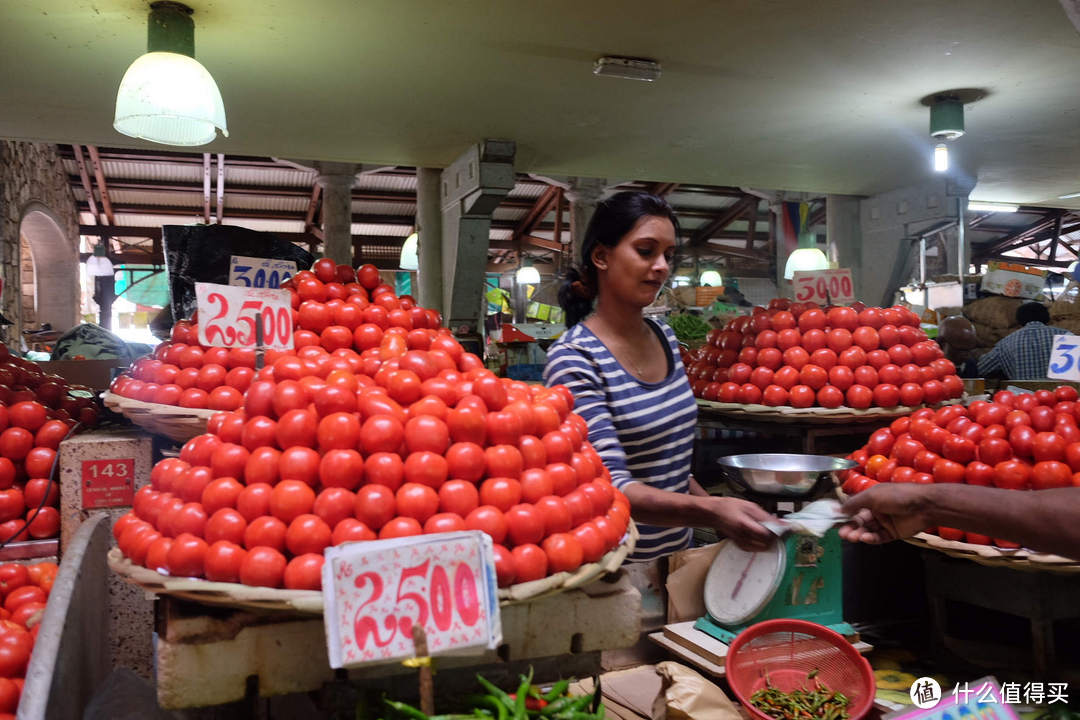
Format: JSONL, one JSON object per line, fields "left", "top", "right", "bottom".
{"left": 672, "top": 275, "right": 692, "bottom": 287}
{"left": 699, "top": 270, "right": 723, "bottom": 287}
{"left": 399, "top": 232, "right": 418, "bottom": 270}
{"left": 783, "top": 247, "right": 829, "bottom": 280}
{"left": 516, "top": 264, "right": 541, "bottom": 284}
{"left": 114, "top": 52, "right": 228, "bottom": 146}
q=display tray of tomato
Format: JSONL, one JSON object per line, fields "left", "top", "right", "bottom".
{"left": 0, "top": 560, "right": 57, "bottom": 715}
{"left": 109, "top": 261, "right": 636, "bottom": 609}
{"left": 685, "top": 298, "right": 965, "bottom": 416}
{"left": 841, "top": 384, "right": 1080, "bottom": 565}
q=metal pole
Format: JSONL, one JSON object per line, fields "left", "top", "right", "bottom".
{"left": 957, "top": 196, "right": 966, "bottom": 281}
{"left": 920, "top": 236, "right": 929, "bottom": 311}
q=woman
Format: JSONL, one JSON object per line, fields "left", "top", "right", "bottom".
{"left": 543, "top": 191, "right": 774, "bottom": 562}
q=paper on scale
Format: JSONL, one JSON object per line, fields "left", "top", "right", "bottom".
{"left": 761, "top": 499, "right": 850, "bottom": 538}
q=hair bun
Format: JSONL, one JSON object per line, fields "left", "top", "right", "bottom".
{"left": 570, "top": 280, "right": 595, "bottom": 301}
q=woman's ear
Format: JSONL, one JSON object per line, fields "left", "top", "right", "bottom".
{"left": 591, "top": 244, "right": 609, "bottom": 271}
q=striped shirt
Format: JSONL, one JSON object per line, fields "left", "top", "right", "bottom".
{"left": 543, "top": 319, "right": 698, "bottom": 561}
{"left": 977, "top": 321, "right": 1070, "bottom": 380}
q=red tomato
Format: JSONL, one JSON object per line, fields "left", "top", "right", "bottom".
{"left": 913, "top": 450, "right": 939, "bottom": 474}
{"left": 749, "top": 366, "right": 775, "bottom": 390}
{"left": 826, "top": 328, "right": 854, "bottom": 354}
{"left": 239, "top": 546, "right": 287, "bottom": 588}
{"left": 838, "top": 346, "right": 866, "bottom": 369}
{"left": 789, "top": 385, "right": 815, "bottom": 408}
{"left": 542, "top": 533, "right": 584, "bottom": 573}
{"left": 480, "top": 477, "right": 522, "bottom": 512}
{"left": 331, "top": 518, "right": 376, "bottom": 545}
{"left": 1032, "top": 431, "right": 1067, "bottom": 462}
{"left": 1008, "top": 425, "right": 1036, "bottom": 459}
{"left": 872, "top": 384, "right": 900, "bottom": 408}
{"left": 932, "top": 458, "right": 966, "bottom": 484}
{"left": 852, "top": 327, "right": 879, "bottom": 352}
{"left": 776, "top": 328, "right": 802, "bottom": 351}
{"left": 762, "top": 385, "right": 789, "bottom": 407}
{"left": 964, "top": 461, "right": 995, "bottom": 487}
{"left": 816, "top": 385, "right": 844, "bottom": 409}
{"left": 993, "top": 460, "right": 1031, "bottom": 490}
{"left": 354, "top": 484, "right": 397, "bottom": 530}
{"left": 166, "top": 533, "right": 208, "bottom": 578}
{"left": 738, "top": 383, "right": 763, "bottom": 404}
{"left": 799, "top": 365, "right": 828, "bottom": 391}
{"left": 1055, "top": 386, "right": 1080, "bottom": 402}
{"left": 269, "top": 480, "right": 316, "bottom": 524}
{"left": 511, "top": 544, "right": 548, "bottom": 583}
{"left": 465, "top": 505, "right": 508, "bottom": 544}
{"left": 486, "top": 445, "right": 524, "bottom": 479}
{"left": 781, "top": 347, "right": 810, "bottom": 370}
{"left": 1031, "top": 460, "right": 1072, "bottom": 490}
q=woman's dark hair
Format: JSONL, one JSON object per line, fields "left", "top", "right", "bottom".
{"left": 558, "top": 191, "right": 680, "bottom": 327}
{"left": 1016, "top": 301, "right": 1050, "bottom": 326}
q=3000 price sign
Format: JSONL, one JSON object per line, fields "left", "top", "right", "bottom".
{"left": 195, "top": 282, "right": 294, "bottom": 351}
{"left": 792, "top": 269, "right": 855, "bottom": 305}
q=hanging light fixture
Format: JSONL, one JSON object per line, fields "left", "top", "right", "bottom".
{"left": 399, "top": 232, "right": 418, "bottom": 270}
{"left": 114, "top": 2, "right": 228, "bottom": 146}
{"left": 516, "top": 257, "right": 540, "bottom": 284}
{"left": 699, "top": 270, "right": 723, "bottom": 287}
{"left": 784, "top": 231, "right": 829, "bottom": 280}
{"left": 933, "top": 143, "right": 949, "bottom": 173}
{"left": 928, "top": 95, "right": 964, "bottom": 174}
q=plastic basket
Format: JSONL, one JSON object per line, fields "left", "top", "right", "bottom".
{"left": 726, "top": 619, "right": 875, "bottom": 720}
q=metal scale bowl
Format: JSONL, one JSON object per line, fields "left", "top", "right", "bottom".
{"left": 695, "top": 453, "right": 857, "bottom": 644}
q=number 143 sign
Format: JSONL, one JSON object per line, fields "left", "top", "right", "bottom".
{"left": 322, "top": 531, "right": 501, "bottom": 668}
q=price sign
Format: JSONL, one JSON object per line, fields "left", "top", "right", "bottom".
{"left": 82, "top": 458, "right": 135, "bottom": 509}
{"left": 322, "top": 531, "right": 501, "bottom": 669}
{"left": 1048, "top": 334, "right": 1080, "bottom": 381}
{"left": 792, "top": 269, "right": 855, "bottom": 305}
{"left": 228, "top": 255, "right": 296, "bottom": 289}
{"left": 195, "top": 282, "right": 294, "bottom": 350}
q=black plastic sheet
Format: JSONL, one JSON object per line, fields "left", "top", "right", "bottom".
{"left": 163, "top": 225, "right": 314, "bottom": 322}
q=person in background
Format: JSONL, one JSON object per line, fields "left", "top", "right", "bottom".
{"left": 840, "top": 483, "right": 1080, "bottom": 560}
{"left": 544, "top": 191, "right": 774, "bottom": 563}
{"left": 936, "top": 314, "right": 979, "bottom": 377}
{"left": 84, "top": 244, "right": 116, "bottom": 330}
{"left": 976, "top": 301, "right": 1068, "bottom": 380}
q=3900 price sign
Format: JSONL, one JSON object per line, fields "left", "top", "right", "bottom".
{"left": 322, "top": 531, "right": 500, "bottom": 668}
{"left": 195, "top": 282, "right": 294, "bottom": 351}
{"left": 1048, "top": 334, "right": 1080, "bottom": 382}
{"left": 792, "top": 268, "right": 855, "bottom": 305}
{"left": 228, "top": 255, "right": 296, "bottom": 289}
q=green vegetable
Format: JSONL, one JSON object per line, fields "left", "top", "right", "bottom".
{"left": 477, "top": 675, "right": 516, "bottom": 711}
{"left": 384, "top": 699, "right": 430, "bottom": 720}
{"left": 513, "top": 669, "right": 534, "bottom": 720}
{"left": 748, "top": 679, "right": 850, "bottom": 720}
{"left": 669, "top": 313, "right": 711, "bottom": 343}
{"left": 542, "top": 680, "right": 571, "bottom": 703}
{"left": 541, "top": 695, "right": 593, "bottom": 717}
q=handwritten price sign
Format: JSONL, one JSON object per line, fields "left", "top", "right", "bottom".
{"left": 792, "top": 269, "right": 855, "bottom": 305}
{"left": 195, "top": 282, "right": 294, "bottom": 351}
{"left": 1048, "top": 334, "right": 1080, "bottom": 382}
{"left": 228, "top": 255, "right": 296, "bottom": 289}
{"left": 322, "top": 531, "right": 501, "bottom": 669}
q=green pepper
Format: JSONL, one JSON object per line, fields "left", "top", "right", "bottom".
{"left": 384, "top": 699, "right": 430, "bottom": 720}
{"left": 541, "top": 695, "right": 593, "bottom": 717}
{"left": 541, "top": 680, "right": 570, "bottom": 703}
{"left": 468, "top": 695, "right": 508, "bottom": 720}
{"left": 476, "top": 675, "right": 516, "bottom": 711}
{"left": 513, "top": 669, "right": 534, "bottom": 720}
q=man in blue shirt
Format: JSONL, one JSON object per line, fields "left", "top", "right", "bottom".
{"left": 977, "top": 302, "right": 1068, "bottom": 380}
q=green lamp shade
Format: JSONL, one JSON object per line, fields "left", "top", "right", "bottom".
{"left": 114, "top": 51, "right": 227, "bottom": 146}
{"left": 783, "top": 247, "right": 829, "bottom": 280}
{"left": 930, "top": 98, "right": 964, "bottom": 140}
{"left": 399, "top": 232, "right": 418, "bottom": 270}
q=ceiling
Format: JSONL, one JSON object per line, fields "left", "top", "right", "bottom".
{"left": 4, "top": 1, "right": 1080, "bottom": 206}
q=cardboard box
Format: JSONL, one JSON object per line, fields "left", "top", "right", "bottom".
{"left": 35, "top": 359, "right": 129, "bottom": 389}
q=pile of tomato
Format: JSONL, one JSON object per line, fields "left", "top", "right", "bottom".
{"left": 842, "top": 386, "right": 1080, "bottom": 546}
{"left": 683, "top": 298, "right": 965, "bottom": 410}
{"left": 0, "top": 399, "right": 68, "bottom": 543}
{"left": 0, "top": 560, "right": 57, "bottom": 716}
{"left": 113, "top": 260, "right": 631, "bottom": 590}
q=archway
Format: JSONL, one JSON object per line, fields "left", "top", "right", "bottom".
{"left": 18, "top": 205, "right": 79, "bottom": 333}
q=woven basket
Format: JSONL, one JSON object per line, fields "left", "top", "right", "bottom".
{"left": 108, "top": 521, "right": 638, "bottom": 614}
{"left": 903, "top": 532, "right": 1080, "bottom": 574}
{"left": 696, "top": 397, "right": 966, "bottom": 425}
{"left": 103, "top": 391, "right": 218, "bottom": 443}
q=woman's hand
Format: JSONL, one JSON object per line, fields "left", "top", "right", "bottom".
{"left": 704, "top": 497, "right": 775, "bottom": 551}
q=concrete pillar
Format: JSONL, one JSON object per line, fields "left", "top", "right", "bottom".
{"left": 564, "top": 178, "right": 607, "bottom": 265}
{"left": 416, "top": 167, "right": 443, "bottom": 312}
{"left": 316, "top": 162, "right": 357, "bottom": 265}
{"left": 826, "top": 195, "right": 863, "bottom": 298}
{"left": 440, "top": 141, "right": 516, "bottom": 334}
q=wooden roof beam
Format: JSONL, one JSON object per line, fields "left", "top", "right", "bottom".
{"left": 70, "top": 145, "right": 100, "bottom": 224}
{"left": 202, "top": 153, "right": 211, "bottom": 224}
{"left": 687, "top": 196, "right": 759, "bottom": 247}
{"left": 85, "top": 146, "right": 115, "bottom": 225}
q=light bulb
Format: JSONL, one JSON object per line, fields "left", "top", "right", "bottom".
{"left": 672, "top": 275, "right": 692, "bottom": 287}
{"left": 399, "top": 232, "right": 418, "bottom": 270}
{"left": 933, "top": 143, "right": 949, "bottom": 173}
{"left": 516, "top": 259, "right": 540, "bottom": 284}
{"left": 699, "top": 270, "right": 723, "bottom": 287}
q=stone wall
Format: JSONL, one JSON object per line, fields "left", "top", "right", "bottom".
{"left": 0, "top": 141, "right": 80, "bottom": 341}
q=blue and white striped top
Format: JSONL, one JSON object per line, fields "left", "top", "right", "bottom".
{"left": 543, "top": 318, "right": 698, "bottom": 561}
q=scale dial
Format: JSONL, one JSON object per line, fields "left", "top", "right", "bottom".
{"left": 703, "top": 540, "right": 786, "bottom": 626}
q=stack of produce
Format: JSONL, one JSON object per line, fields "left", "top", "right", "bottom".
{"left": 0, "top": 560, "right": 57, "bottom": 715}
{"left": 113, "top": 261, "right": 631, "bottom": 590}
{"left": 1051, "top": 283, "right": 1080, "bottom": 335}
{"left": 669, "top": 313, "right": 711, "bottom": 348}
{"left": 842, "top": 386, "right": 1080, "bottom": 546}
{"left": 962, "top": 296, "right": 1023, "bottom": 349}
{"left": 684, "top": 298, "right": 964, "bottom": 410}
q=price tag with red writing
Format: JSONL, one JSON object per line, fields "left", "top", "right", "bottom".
{"left": 792, "top": 268, "right": 855, "bottom": 305}
{"left": 322, "top": 531, "right": 501, "bottom": 668}
{"left": 195, "top": 282, "right": 294, "bottom": 351}
{"left": 82, "top": 458, "right": 135, "bottom": 509}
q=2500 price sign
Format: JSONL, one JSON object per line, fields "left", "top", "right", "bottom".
{"left": 195, "top": 282, "right": 294, "bottom": 351}
{"left": 323, "top": 531, "right": 500, "bottom": 668}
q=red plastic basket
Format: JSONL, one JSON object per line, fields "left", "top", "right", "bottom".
{"left": 726, "top": 619, "right": 875, "bottom": 720}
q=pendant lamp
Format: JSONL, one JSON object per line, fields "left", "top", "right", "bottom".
{"left": 399, "top": 232, "right": 419, "bottom": 270}
{"left": 784, "top": 233, "right": 829, "bottom": 280}
{"left": 516, "top": 258, "right": 540, "bottom": 285}
{"left": 699, "top": 270, "right": 723, "bottom": 287}
{"left": 114, "top": 2, "right": 228, "bottom": 146}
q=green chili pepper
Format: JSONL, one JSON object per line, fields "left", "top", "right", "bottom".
{"left": 383, "top": 699, "right": 430, "bottom": 720}
{"left": 468, "top": 695, "right": 508, "bottom": 720}
{"left": 541, "top": 680, "right": 570, "bottom": 703}
{"left": 513, "top": 669, "right": 534, "bottom": 720}
{"left": 541, "top": 695, "right": 593, "bottom": 717}
{"left": 477, "top": 675, "right": 516, "bottom": 711}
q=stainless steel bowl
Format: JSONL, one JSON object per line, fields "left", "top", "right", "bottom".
{"left": 716, "top": 453, "right": 857, "bottom": 497}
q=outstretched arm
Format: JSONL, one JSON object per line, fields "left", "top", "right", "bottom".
{"left": 840, "top": 483, "right": 1080, "bottom": 559}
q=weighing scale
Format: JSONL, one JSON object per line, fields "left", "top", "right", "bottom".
{"left": 693, "top": 454, "right": 857, "bottom": 644}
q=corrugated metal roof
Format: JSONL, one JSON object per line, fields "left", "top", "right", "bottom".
{"left": 493, "top": 206, "right": 527, "bottom": 222}
{"left": 115, "top": 213, "right": 202, "bottom": 227}
{"left": 100, "top": 159, "right": 202, "bottom": 183}
{"left": 355, "top": 174, "right": 416, "bottom": 192}
{"left": 351, "top": 223, "right": 412, "bottom": 236}
{"left": 508, "top": 182, "right": 547, "bottom": 199}
{"left": 108, "top": 189, "right": 200, "bottom": 208}
{"left": 224, "top": 193, "right": 308, "bottom": 213}
{"left": 351, "top": 200, "right": 415, "bottom": 216}
{"left": 489, "top": 228, "right": 513, "bottom": 240}
{"left": 226, "top": 166, "right": 315, "bottom": 188}
{"left": 667, "top": 192, "right": 741, "bottom": 212}
{"left": 222, "top": 218, "right": 306, "bottom": 233}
